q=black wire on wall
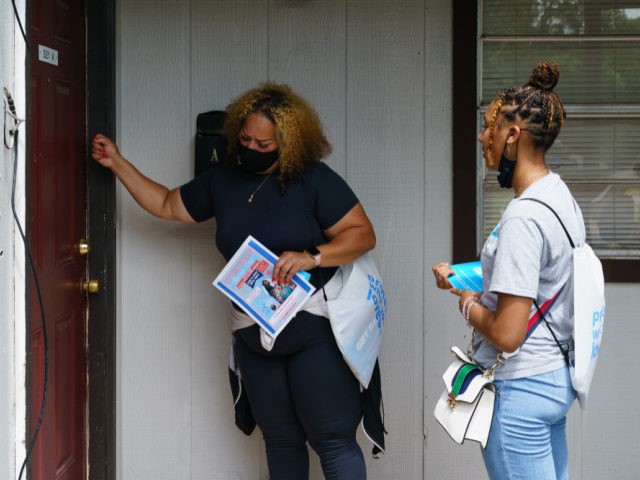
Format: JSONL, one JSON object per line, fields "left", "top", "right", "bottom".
{"left": 10, "top": 0, "right": 30, "bottom": 51}
{"left": 7, "top": 3, "right": 45, "bottom": 479}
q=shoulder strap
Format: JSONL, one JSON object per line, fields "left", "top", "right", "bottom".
{"left": 533, "top": 299, "right": 571, "bottom": 368}
{"left": 526, "top": 289, "right": 561, "bottom": 336}
{"left": 518, "top": 198, "right": 573, "bottom": 368}
{"left": 520, "top": 197, "right": 575, "bottom": 248}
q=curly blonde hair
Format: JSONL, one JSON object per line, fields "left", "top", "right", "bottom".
{"left": 223, "top": 82, "right": 332, "bottom": 190}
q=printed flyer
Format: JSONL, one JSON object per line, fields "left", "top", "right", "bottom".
{"left": 448, "top": 260, "right": 483, "bottom": 293}
{"left": 213, "top": 236, "right": 315, "bottom": 338}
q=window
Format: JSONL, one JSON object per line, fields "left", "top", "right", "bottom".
{"left": 453, "top": 0, "right": 640, "bottom": 281}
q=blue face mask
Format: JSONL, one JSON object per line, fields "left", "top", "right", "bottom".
{"left": 237, "top": 143, "right": 279, "bottom": 173}
{"left": 496, "top": 138, "right": 516, "bottom": 188}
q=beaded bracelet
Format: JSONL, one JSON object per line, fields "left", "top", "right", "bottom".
{"left": 460, "top": 296, "right": 477, "bottom": 320}
{"left": 465, "top": 299, "right": 478, "bottom": 323}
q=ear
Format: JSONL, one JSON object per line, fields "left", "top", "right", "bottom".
{"left": 506, "top": 126, "right": 523, "bottom": 144}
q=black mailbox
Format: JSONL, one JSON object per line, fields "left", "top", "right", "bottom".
{"left": 195, "top": 110, "right": 227, "bottom": 177}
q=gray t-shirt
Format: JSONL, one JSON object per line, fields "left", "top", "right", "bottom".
{"left": 472, "top": 172, "right": 586, "bottom": 380}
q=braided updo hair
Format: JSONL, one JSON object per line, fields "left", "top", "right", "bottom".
{"left": 488, "top": 61, "right": 566, "bottom": 152}
{"left": 224, "top": 82, "right": 332, "bottom": 190}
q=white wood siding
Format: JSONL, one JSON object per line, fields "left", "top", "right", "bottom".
{"left": 0, "top": 7, "right": 17, "bottom": 477}
{"left": 114, "top": 1, "right": 638, "bottom": 479}
{"left": 1, "top": 1, "right": 27, "bottom": 478}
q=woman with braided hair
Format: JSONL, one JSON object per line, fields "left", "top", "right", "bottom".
{"left": 92, "top": 83, "right": 380, "bottom": 479}
{"left": 432, "top": 61, "right": 584, "bottom": 479}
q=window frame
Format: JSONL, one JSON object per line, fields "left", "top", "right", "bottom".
{"left": 451, "top": 0, "right": 640, "bottom": 282}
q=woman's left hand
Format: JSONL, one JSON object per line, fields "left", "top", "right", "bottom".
{"left": 273, "top": 251, "right": 315, "bottom": 285}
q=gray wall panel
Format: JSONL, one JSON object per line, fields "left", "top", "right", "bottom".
{"left": 117, "top": 1, "right": 193, "bottom": 478}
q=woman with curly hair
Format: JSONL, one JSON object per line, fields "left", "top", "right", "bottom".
{"left": 92, "top": 82, "right": 377, "bottom": 479}
{"left": 432, "top": 61, "right": 584, "bottom": 480}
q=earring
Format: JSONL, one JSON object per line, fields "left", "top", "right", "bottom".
{"left": 506, "top": 142, "right": 512, "bottom": 157}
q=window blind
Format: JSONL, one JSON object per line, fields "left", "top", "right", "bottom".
{"left": 479, "top": 0, "right": 640, "bottom": 258}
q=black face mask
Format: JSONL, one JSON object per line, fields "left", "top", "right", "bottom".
{"left": 237, "top": 143, "right": 279, "bottom": 173}
{"left": 496, "top": 139, "right": 516, "bottom": 189}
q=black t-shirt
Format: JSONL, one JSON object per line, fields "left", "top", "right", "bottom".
{"left": 179, "top": 162, "right": 359, "bottom": 289}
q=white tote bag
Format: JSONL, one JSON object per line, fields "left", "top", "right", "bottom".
{"left": 326, "top": 253, "right": 387, "bottom": 388}
{"left": 571, "top": 243, "right": 605, "bottom": 408}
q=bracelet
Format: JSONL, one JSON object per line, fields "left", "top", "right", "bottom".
{"left": 460, "top": 296, "right": 477, "bottom": 319}
{"left": 465, "top": 299, "right": 478, "bottom": 324}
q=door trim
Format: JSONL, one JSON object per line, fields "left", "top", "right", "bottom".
{"left": 87, "top": 2, "right": 116, "bottom": 479}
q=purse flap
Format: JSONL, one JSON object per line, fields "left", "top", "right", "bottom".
{"left": 442, "top": 358, "right": 494, "bottom": 403}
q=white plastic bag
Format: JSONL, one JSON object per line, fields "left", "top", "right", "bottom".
{"left": 571, "top": 243, "right": 605, "bottom": 408}
{"left": 326, "top": 253, "right": 387, "bottom": 388}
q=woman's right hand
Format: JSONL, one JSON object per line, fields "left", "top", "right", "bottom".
{"left": 89, "top": 133, "right": 195, "bottom": 223}
{"left": 432, "top": 262, "right": 455, "bottom": 290}
{"left": 91, "top": 134, "right": 121, "bottom": 169}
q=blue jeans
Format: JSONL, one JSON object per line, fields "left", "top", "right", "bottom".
{"left": 482, "top": 367, "right": 576, "bottom": 480}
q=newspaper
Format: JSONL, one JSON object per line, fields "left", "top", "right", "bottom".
{"left": 448, "top": 260, "right": 483, "bottom": 293}
{"left": 213, "top": 235, "right": 316, "bottom": 339}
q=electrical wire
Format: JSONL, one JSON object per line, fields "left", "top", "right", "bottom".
{"left": 8, "top": 2, "right": 45, "bottom": 477}
{"left": 10, "top": 134, "right": 49, "bottom": 480}
{"left": 10, "top": 0, "right": 31, "bottom": 52}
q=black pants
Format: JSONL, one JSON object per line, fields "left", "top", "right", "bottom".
{"left": 234, "top": 311, "right": 366, "bottom": 480}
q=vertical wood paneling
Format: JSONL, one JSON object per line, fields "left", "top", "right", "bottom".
{"left": 117, "top": 1, "right": 193, "bottom": 479}
{"left": 568, "top": 290, "right": 640, "bottom": 479}
{"left": 268, "top": 0, "right": 348, "bottom": 176}
{"left": 191, "top": 0, "right": 270, "bottom": 114}
{"left": 0, "top": 5, "right": 17, "bottom": 477}
{"left": 0, "top": 167, "right": 16, "bottom": 478}
{"left": 346, "top": 1, "right": 425, "bottom": 479}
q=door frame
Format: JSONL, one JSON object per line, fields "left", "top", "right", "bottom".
{"left": 86, "top": 2, "right": 116, "bottom": 479}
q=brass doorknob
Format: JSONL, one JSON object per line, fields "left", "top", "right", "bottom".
{"left": 78, "top": 240, "right": 90, "bottom": 256}
{"left": 81, "top": 279, "right": 100, "bottom": 294}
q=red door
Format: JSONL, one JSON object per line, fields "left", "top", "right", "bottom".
{"left": 27, "top": 0, "right": 87, "bottom": 478}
